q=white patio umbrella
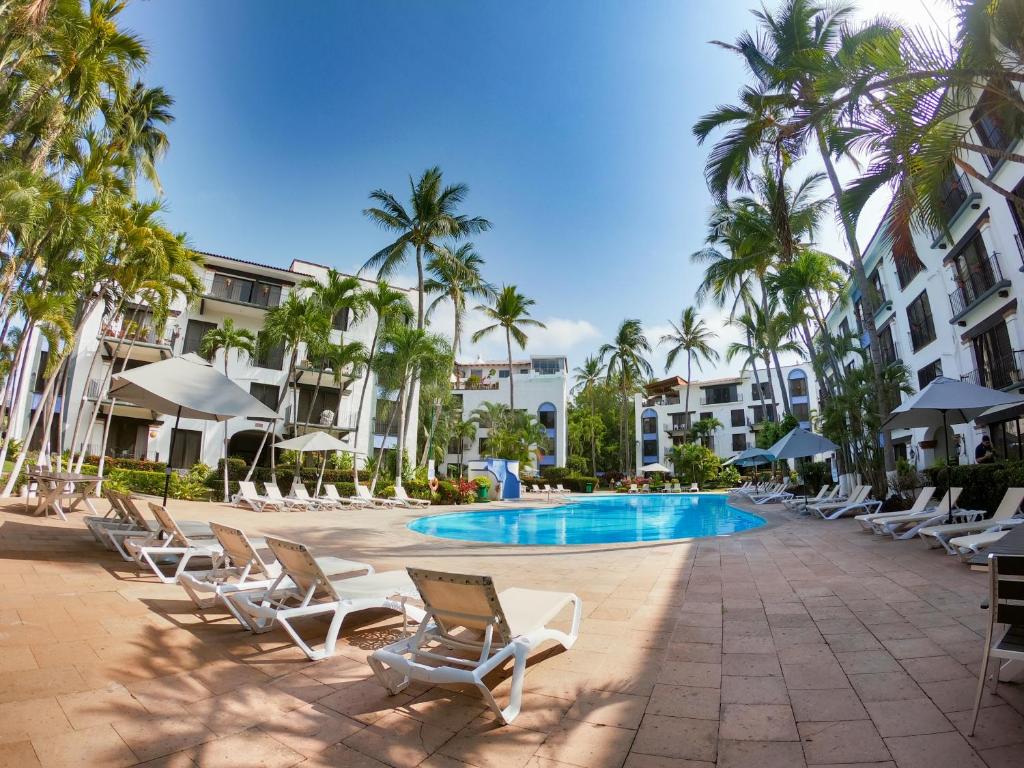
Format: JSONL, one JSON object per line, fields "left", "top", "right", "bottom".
{"left": 882, "top": 376, "right": 1024, "bottom": 522}
{"left": 110, "top": 354, "right": 279, "bottom": 504}
{"left": 640, "top": 462, "right": 672, "bottom": 474}
{"left": 274, "top": 431, "right": 363, "bottom": 496}
{"left": 768, "top": 428, "right": 838, "bottom": 460}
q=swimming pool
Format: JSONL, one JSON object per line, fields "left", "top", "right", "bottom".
{"left": 408, "top": 493, "right": 765, "bottom": 545}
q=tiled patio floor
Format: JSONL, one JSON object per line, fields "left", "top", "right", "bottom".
{"left": 1, "top": 493, "right": 1022, "bottom": 767}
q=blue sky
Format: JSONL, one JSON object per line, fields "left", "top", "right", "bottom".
{"left": 123, "top": 0, "right": 955, "bottom": 375}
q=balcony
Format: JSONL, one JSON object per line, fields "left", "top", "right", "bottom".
{"left": 1015, "top": 234, "right": 1024, "bottom": 272}
{"left": 961, "top": 350, "right": 1024, "bottom": 391}
{"left": 294, "top": 359, "right": 356, "bottom": 387}
{"left": 453, "top": 380, "right": 500, "bottom": 391}
{"left": 664, "top": 425, "right": 689, "bottom": 437}
{"left": 938, "top": 171, "right": 980, "bottom": 226}
{"left": 948, "top": 252, "right": 1010, "bottom": 320}
{"left": 644, "top": 394, "right": 681, "bottom": 407}
{"left": 283, "top": 404, "right": 355, "bottom": 436}
{"left": 700, "top": 392, "right": 742, "bottom": 406}
{"left": 201, "top": 273, "right": 283, "bottom": 318}
{"left": 99, "top": 322, "right": 174, "bottom": 362}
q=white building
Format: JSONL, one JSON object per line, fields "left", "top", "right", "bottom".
{"left": 7, "top": 252, "right": 419, "bottom": 471}
{"left": 633, "top": 363, "right": 818, "bottom": 472}
{"left": 443, "top": 356, "right": 569, "bottom": 474}
{"left": 820, "top": 83, "right": 1024, "bottom": 468}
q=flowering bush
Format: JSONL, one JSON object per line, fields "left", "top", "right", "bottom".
{"left": 437, "top": 479, "right": 477, "bottom": 505}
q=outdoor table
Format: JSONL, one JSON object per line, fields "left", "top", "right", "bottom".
{"left": 25, "top": 471, "right": 102, "bottom": 521}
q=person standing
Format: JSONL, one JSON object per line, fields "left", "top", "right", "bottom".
{"left": 975, "top": 434, "right": 996, "bottom": 464}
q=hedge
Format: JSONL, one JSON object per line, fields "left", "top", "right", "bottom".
{"left": 558, "top": 476, "right": 598, "bottom": 492}
{"left": 923, "top": 460, "right": 1024, "bottom": 515}
{"left": 83, "top": 456, "right": 167, "bottom": 472}
{"left": 80, "top": 464, "right": 213, "bottom": 501}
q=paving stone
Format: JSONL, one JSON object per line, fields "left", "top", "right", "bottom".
{"left": 632, "top": 714, "right": 718, "bottom": 762}
{"left": 719, "top": 704, "right": 798, "bottom": 741}
{"left": 534, "top": 719, "right": 636, "bottom": 768}
{"left": 835, "top": 650, "right": 901, "bottom": 675}
{"left": 864, "top": 697, "right": 955, "bottom": 738}
{"left": 722, "top": 653, "right": 782, "bottom": 677}
{"left": 646, "top": 684, "right": 721, "bottom": 720}
{"left": 720, "top": 675, "right": 790, "bottom": 705}
{"left": 883, "top": 731, "right": 986, "bottom": 768}
{"left": 717, "top": 739, "right": 806, "bottom": 768}
{"left": 564, "top": 689, "right": 648, "bottom": 729}
{"left": 798, "top": 720, "right": 891, "bottom": 764}
{"left": 789, "top": 689, "right": 868, "bottom": 722}
{"left": 849, "top": 671, "right": 925, "bottom": 703}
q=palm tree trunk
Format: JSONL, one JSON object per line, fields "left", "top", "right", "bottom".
{"left": 815, "top": 127, "right": 894, "bottom": 476}
{"left": 0, "top": 324, "right": 34, "bottom": 475}
{"left": 589, "top": 391, "right": 597, "bottom": 477}
{"left": 505, "top": 328, "right": 515, "bottom": 412}
{"left": 222, "top": 356, "right": 231, "bottom": 502}
{"left": 762, "top": 355, "right": 778, "bottom": 421}
{"left": 394, "top": 372, "right": 410, "bottom": 484}
{"left": 304, "top": 366, "right": 325, "bottom": 427}
{"left": 771, "top": 348, "right": 792, "bottom": 416}
{"left": 370, "top": 391, "right": 401, "bottom": 493}
{"left": 685, "top": 352, "right": 693, "bottom": 443}
{"left": 352, "top": 324, "right": 380, "bottom": 487}
{"left": 245, "top": 347, "right": 298, "bottom": 483}
{"left": 96, "top": 323, "right": 146, "bottom": 478}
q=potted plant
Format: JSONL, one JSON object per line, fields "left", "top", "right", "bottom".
{"left": 474, "top": 476, "right": 491, "bottom": 501}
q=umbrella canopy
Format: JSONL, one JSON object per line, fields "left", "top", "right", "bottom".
{"left": 640, "top": 462, "right": 672, "bottom": 474}
{"left": 275, "top": 431, "right": 364, "bottom": 453}
{"left": 110, "top": 355, "right": 279, "bottom": 422}
{"left": 730, "top": 447, "right": 776, "bottom": 467}
{"left": 882, "top": 376, "right": 1024, "bottom": 431}
{"left": 768, "top": 428, "right": 838, "bottom": 460}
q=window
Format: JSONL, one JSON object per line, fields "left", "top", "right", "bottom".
{"left": 538, "top": 403, "right": 557, "bottom": 430}
{"left": 249, "top": 383, "right": 279, "bottom": 411}
{"left": 751, "top": 404, "right": 776, "bottom": 423}
{"left": 751, "top": 381, "right": 772, "bottom": 401}
{"left": 906, "top": 291, "right": 936, "bottom": 351}
{"left": 374, "top": 399, "right": 398, "bottom": 436}
{"left": 297, "top": 385, "right": 338, "bottom": 425}
{"left": 917, "top": 360, "right": 942, "bottom": 390}
{"left": 793, "top": 402, "right": 810, "bottom": 422}
{"left": 972, "top": 322, "right": 1018, "bottom": 389}
{"left": 498, "top": 370, "right": 509, "bottom": 378}
{"left": 950, "top": 232, "right": 1000, "bottom": 315}
{"left": 699, "top": 411, "right": 712, "bottom": 423}
{"left": 731, "top": 433, "right": 747, "bottom": 452}
{"left": 838, "top": 318, "right": 851, "bottom": 339}
{"left": 972, "top": 83, "right": 1021, "bottom": 171}
{"left": 169, "top": 428, "right": 202, "bottom": 469}
{"left": 731, "top": 409, "right": 744, "bottom": 428}
{"left": 870, "top": 269, "right": 887, "bottom": 305}
{"left": 532, "top": 358, "right": 562, "bottom": 375}
{"left": 671, "top": 412, "right": 689, "bottom": 431}
{"left": 253, "top": 333, "right": 286, "bottom": 370}
{"left": 447, "top": 436, "right": 463, "bottom": 454}
{"left": 894, "top": 247, "right": 926, "bottom": 290}
{"left": 893, "top": 442, "right": 908, "bottom": 463}
{"left": 518, "top": 368, "right": 530, "bottom": 374}
{"left": 788, "top": 371, "right": 808, "bottom": 397}
{"left": 853, "top": 299, "right": 864, "bottom": 333}
{"left": 332, "top": 308, "right": 349, "bottom": 331}
{"left": 478, "top": 437, "right": 489, "bottom": 454}
{"left": 642, "top": 439, "right": 658, "bottom": 459}
{"left": 182, "top": 320, "right": 217, "bottom": 357}
{"left": 1008, "top": 178, "right": 1024, "bottom": 246}
{"left": 640, "top": 409, "right": 657, "bottom": 435}
{"left": 470, "top": 369, "right": 483, "bottom": 379}
{"left": 209, "top": 273, "right": 282, "bottom": 308}
{"left": 878, "top": 324, "right": 898, "bottom": 366}
{"left": 702, "top": 384, "right": 737, "bottom": 405}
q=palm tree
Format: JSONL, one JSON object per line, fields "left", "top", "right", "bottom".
{"left": 599, "top": 319, "right": 653, "bottom": 473}
{"left": 691, "top": 416, "right": 724, "bottom": 450}
{"left": 198, "top": 319, "right": 257, "bottom": 502}
{"left": 244, "top": 292, "right": 331, "bottom": 482}
{"left": 450, "top": 418, "right": 477, "bottom": 478}
{"left": 472, "top": 285, "right": 546, "bottom": 412}
{"left": 373, "top": 325, "right": 451, "bottom": 484}
{"left": 659, "top": 307, "right": 720, "bottom": 442}
{"left": 362, "top": 167, "right": 491, "bottom": 330}
{"left": 571, "top": 355, "right": 605, "bottom": 476}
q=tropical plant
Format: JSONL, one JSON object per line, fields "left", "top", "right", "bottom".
{"left": 599, "top": 319, "right": 653, "bottom": 473}
{"left": 471, "top": 285, "right": 546, "bottom": 411}
{"left": 449, "top": 418, "right": 477, "bottom": 478}
{"left": 362, "top": 166, "right": 490, "bottom": 329}
{"left": 659, "top": 307, "right": 719, "bottom": 441}
{"left": 571, "top": 355, "right": 605, "bottom": 476}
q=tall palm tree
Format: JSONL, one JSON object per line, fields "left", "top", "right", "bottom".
{"left": 571, "top": 355, "right": 605, "bottom": 476}
{"left": 244, "top": 292, "right": 331, "bottom": 482}
{"left": 471, "top": 285, "right": 546, "bottom": 412}
{"left": 362, "top": 167, "right": 491, "bottom": 330}
{"left": 198, "top": 319, "right": 257, "bottom": 501}
{"left": 450, "top": 418, "right": 477, "bottom": 478}
{"left": 659, "top": 307, "right": 720, "bottom": 442}
{"left": 599, "top": 319, "right": 653, "bottom": 473}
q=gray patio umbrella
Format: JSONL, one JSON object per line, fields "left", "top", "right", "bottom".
{"left": 882, "top": 376, "right": 1024, "bottom": 522}
{"left": 768, "top": 428, "right": 838, "bottom": 460}
{"left": 110, "top": 354, "right": 279, "bottom": 503}
{"left": 730, "top": 447, "right": 776, "bottom": 466}
{"left": 275, "top": 431, "right": 363, "bottom": 496}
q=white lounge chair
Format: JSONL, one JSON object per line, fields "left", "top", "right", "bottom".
{"left": 918, "top": 488, "right": 1024, "bottom": 554}
{"left": 323, "top": 483, "right": 369, "bottom": 508}
{"left": 856, "top": 486, "right": 936, "bottom": 530}
{"left": 738, "top": 482, "right": 780, "bottom": 500}
{"left": 179, "top": 522, "right": 374, "bottom": 629}
{"left": 291, "top": 483, "right": 332, "bottom": 509}
{"left": 948, "top": 529, "right": 1012, "bottom": 560}
{"left": 554, "top": 484, "right": 571, "bottom": 494}
{"left": 785, "top": 485, "right": 835, "bottom": 513}
{"left": 809, "top": 486, "right": 876, "bottom": 520}
{"left": 236, "top": 481, "right": 285, "bottom": 513}
{"left": 751, "top": 480, "right": 793, "bottom": 504}
{"left": 368, "top": 568, "right": 581, "bottom": 725}
{"left": 394, "top": 485, "right": 431, "bottom": 508}
{"left": 262, "top": 482, "right": 315, "bottom": 510}
{"left": 354, "top": 482, "right": 404, "bottom": 508}
{"left": 124, "top": 503, "right": 221, "bottom": 584}
{"left": 627, "top": 483, "right": 639, "bottom": 493}
{"left": 728, "top": 481, "right": 754, "bottom": 496}
{"left": 229, "top": 536, "right": 424, "bottom": 660}
{"left": 96, "top": 492, "right": 212, "bottom": 561}
{"left": 872, "top": 487, "right": 965, "bottom": 539}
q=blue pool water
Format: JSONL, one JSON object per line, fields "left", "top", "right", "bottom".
{"left": 408, "top": 493, "right": 765, "bottom": 545}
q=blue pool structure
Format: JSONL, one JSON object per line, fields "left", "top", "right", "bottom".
{"left": 407, "top": 493, "right": 765, "bottom": 546}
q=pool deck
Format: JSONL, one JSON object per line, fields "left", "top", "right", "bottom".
{"left": 0, "top": 492, "right": 1022, "bottom": 767}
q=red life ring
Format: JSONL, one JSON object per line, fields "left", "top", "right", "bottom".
{"left": 428, "top": 477, "right": 440, "bottom": 493}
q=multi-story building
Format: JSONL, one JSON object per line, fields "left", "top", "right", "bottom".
{"left": 7, "top": 252, "right": 418, "bottom": 471}
{"left": 443, "top": 356, "right": 569, "bottom": 475}
{"left": 633, "top": 363, "right": 818, "bottom": 471}
{"left": 820, "top": 81, "right": 1024, "bottom": 469}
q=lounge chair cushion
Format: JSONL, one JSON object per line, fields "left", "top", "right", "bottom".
{"left": 329, "top": 570, "right": 418, "bottom": 599}
{"left": 498, "top": 587, "right": 577, "bottom": 637}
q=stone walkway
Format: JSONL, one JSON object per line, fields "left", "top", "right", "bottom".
{"left": 0, "top": 493, "right": 1022, "bottom": 767}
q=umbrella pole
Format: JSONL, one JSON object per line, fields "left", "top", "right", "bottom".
{"left": 316, "top": 451, "right": 327, "bottom": 497}
{"left": 163, "top": 405, "right": 182, "bottom": 506}
{"left": 943, "top": 409, "right": 953, "bottom": 525}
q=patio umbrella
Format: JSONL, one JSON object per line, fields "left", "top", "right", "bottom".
{"left": 730, "top": 447, "right": 776, "bottom": 466}
{"left": 768, "top": 428, "right": 838, "bottom": 460}
{"left": 274, "top": 431, "right": 363, "bottom": 496}
{"left": 110, "top": 354, "right": 279, "bottom": 504}
{"left": 882, "top": 376, "right": 1024, "bottom": 522}
{"left": 640, "top": 462, "right": 672, "bottom": 474}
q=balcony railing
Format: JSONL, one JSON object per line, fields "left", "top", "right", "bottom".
{"left": 453, "top": 380, "right": 500, "bottom": 391}
{"left": 644, "top": 395, "right": 680, "bottom": 407}
{"left": 700, "top": 392, "right": 742, "bottom": 406}
{"left": 948, "top": 251, "right": 1007, "bottom": 317}
{"left": 961, "top": 349, "right": 1024, "bottom": 391}
{"left": 100, "top": 323, "right": 172, "bottom": 347}
{"left": 938, "top": 170, "right": 974, "bottom": 224}
{"left": 1015, "top": 234, "right": 1024, "bottom": 271}
{"left": 204, "top": 274, "right": 282, "bottom": 310}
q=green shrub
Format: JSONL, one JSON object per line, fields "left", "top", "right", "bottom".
{"left": 924, "top": 461, "right": 1024, "bottom": 514}
{"left": 559, "top": 476, "right": 598, "bottom": 492}
{"left": 216, "top": 457, "right": 248, "bottom": 480}
{"left": 84, "top": 455, "right": 167, "bottom": 472}
{"left": 798, "top": 461, "right": 831, "bottom": 493}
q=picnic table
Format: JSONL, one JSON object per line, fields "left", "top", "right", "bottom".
{"left": 26, "top": 471, "right": 102, "bottom": 521}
